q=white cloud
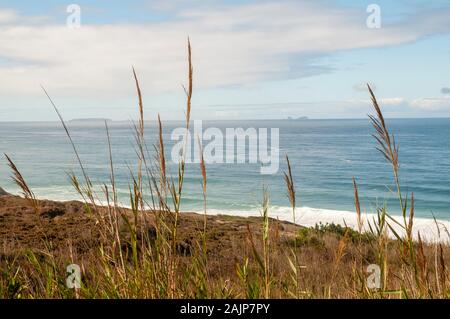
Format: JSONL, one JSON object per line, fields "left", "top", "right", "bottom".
{"left": 349, "top": 96, "right": 450, "bottom": 112}
{"left": 347, "top": 97, "right": 405, "bottom": 107}
{"left": 0, "top": 2, "right": 449, "bottom": 107}
{"left": 0, "top": 9, "right": 18, "bottom": 24}
{"left": 410, "top": 97, "right": 450, "bottom": 110}
{"left": 380, "top": 97, "right": 406, "bottom": 106}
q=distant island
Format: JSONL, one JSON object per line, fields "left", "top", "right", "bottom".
{"left": 287, "top": 116, "right": 309, "bottom": 120}
{"left": 69, "top": 118, "right": 113, "bottom": 123}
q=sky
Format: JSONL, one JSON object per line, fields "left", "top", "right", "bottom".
{"left": 0, "top": 0, "right": 449, "bottom": 121}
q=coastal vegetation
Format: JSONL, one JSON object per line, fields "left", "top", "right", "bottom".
{"left": 0, "top": 41, "right": 448, "bottom": 299}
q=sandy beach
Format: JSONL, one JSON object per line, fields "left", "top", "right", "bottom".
{"left": 206, "top": 206, "right": 450, "bottom": 244}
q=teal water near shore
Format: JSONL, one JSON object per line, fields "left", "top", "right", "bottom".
{"left": 1, "top": 118, "right": 449, "bottom": 221}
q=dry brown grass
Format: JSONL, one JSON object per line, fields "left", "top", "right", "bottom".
{"left": 0, "top": 195, "right": 448, "bottom": 298}
{"left": 0, "top": 41, "right": 449, "bottom": 299}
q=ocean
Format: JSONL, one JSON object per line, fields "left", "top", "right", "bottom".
{"left": 1, "top": 118, "right": 450, "bottom": 238}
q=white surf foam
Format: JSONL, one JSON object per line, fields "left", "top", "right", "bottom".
{"left": 204, "top": 206, "right": 450, "bottom": 244}
{"left": 7, "top": 188, "right": 449, "bottom": 244}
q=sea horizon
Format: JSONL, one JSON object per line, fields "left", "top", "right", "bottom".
{"left": 1, "top": 0, "right": 450, "bottom": 300}
{"left": 2, "top": 116, "right": 450, "bottom": 123}
{"left": 2, "top": 118, "right": 450, "bottom": 237}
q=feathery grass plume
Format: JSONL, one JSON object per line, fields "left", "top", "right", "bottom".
{"left": 165, "top": 38, "right": 195, "bottom": 299}
{"left": 105, "top": 121, "right": 118, "bottom": 206}
{"left": 173, "top": 39, "right": 193, "bottom": 240}
{"left": 132, "top": 67, "right": 145, "bottom": 143}
{"left": 368, "top": 84, "right": 424, "bottom": 294}
{"left": 157, "top": 114, "right": 167, "bottom": 194}
{"left": 172, "top": 37, "right": 194, "bottom": 215}
{"left": 407, "top": 193, "right": 415, "bottom": 241}
{"left": 183, "top": 38, "right": 193, "bottom": 130}
{"left": 131, "top": 67, "right": 149, "bottom": 253}
{"left": 261, "top": 188, "right": 271, "bottom": 298}
{"left": 4, "top": 40, "right": 450, "bottom": 299}
{"left": 367, "top": 84, "right": 405, "bottom": 215}
{"left": 283, "top": 154, "right": 296, "bottom": 224}
{"left": 283, "top": 154, "right": 305, "bottom": 298}
{"left": 132, "top": 67, "right": 145, "bottom": 208}
{"left": 5, "top": 154, "right": 39, "bottom": 214}
{"left": 352, "top": 177, "right": 363, "bottom": 233}
{"left": 197, "top": 135, "right": 207, "bottom": 230}
{"left": 154, "top": 113, "right": 170, "bottom": 214}
{"left": 198, "top": 136, "right": 207, "bottom": 196}
{"left": 197, "top": 134, "right": 208, "bottom": 283}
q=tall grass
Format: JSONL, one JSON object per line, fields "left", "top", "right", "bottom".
{"left": 0, "top": 44, "right": 449, "bottom": 299}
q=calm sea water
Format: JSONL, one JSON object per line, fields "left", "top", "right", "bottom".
{"left": 1, "top": 118, "right": 450, "bottom": 221}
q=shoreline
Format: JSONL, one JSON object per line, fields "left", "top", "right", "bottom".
{"left": 205, "top": 206, "right": 450, "bottom": 244}
{"left": 3, "top": 189, "right": 448, "bottom": 243}
{"left": 1, "top": 192, "right": 449, "bottom": 298}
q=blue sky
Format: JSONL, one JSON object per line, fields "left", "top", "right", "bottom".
{"left": 0, "top": 0, "right": 449, "bottom": 121}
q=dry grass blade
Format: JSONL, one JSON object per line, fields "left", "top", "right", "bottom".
{"left": 407, "top": 193, "right": 415, "bottom": 240}
{"left": 41, "top": 86, "right": 92, "bottom": 190}
{"left": 335, "top": 230, "right": 348, "bottom": 265}
{"left": 261, "top": 188, "right": 271, "bottom": 298}
{"left": 416, "top": 232, "right": 429, "bottom": 291}
{"left": 197, "top": 134, "right": 208, "bottom": 264}
{"left": 329, "top": 229, "right": 349, "bottom": 296}
{"left": 3, "top": 39, "right": 450, "bottom": 300}
{"left": 352, "top": 177, "right": 363, "bottom": 233}
{"left": 438, "top": 244, "right": 447, "bottom": 294}
{"left": 157, "top": 114, "right": 167, "bottom": 190}
{"left": 132, "top": 67, "right": 144, "bottom": 140}
{"left": 246, "top": 224, "right": 264, "bottom": 273}
{"left": 5, "top": 154, "right": 39, "bottom": 213}
{"left": 283, "top": 155, "right": 295, "bottom": 211}
{"left": 132, "top": 67, "right": 146, "bottom": 213}
{"left": 198, "top": 135, "right": 207, "bottom": 195}
{"left": 183, "top": 38, "right": 193, "bottom": 130}
{"left": 131, "top": 68, "right": 147, "bottom": 245}
{"left": 105, "top": 121, "right": 118, "bottom": 205}
{"left": 283, "top": 155, "right": 296, "bottom": 224}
